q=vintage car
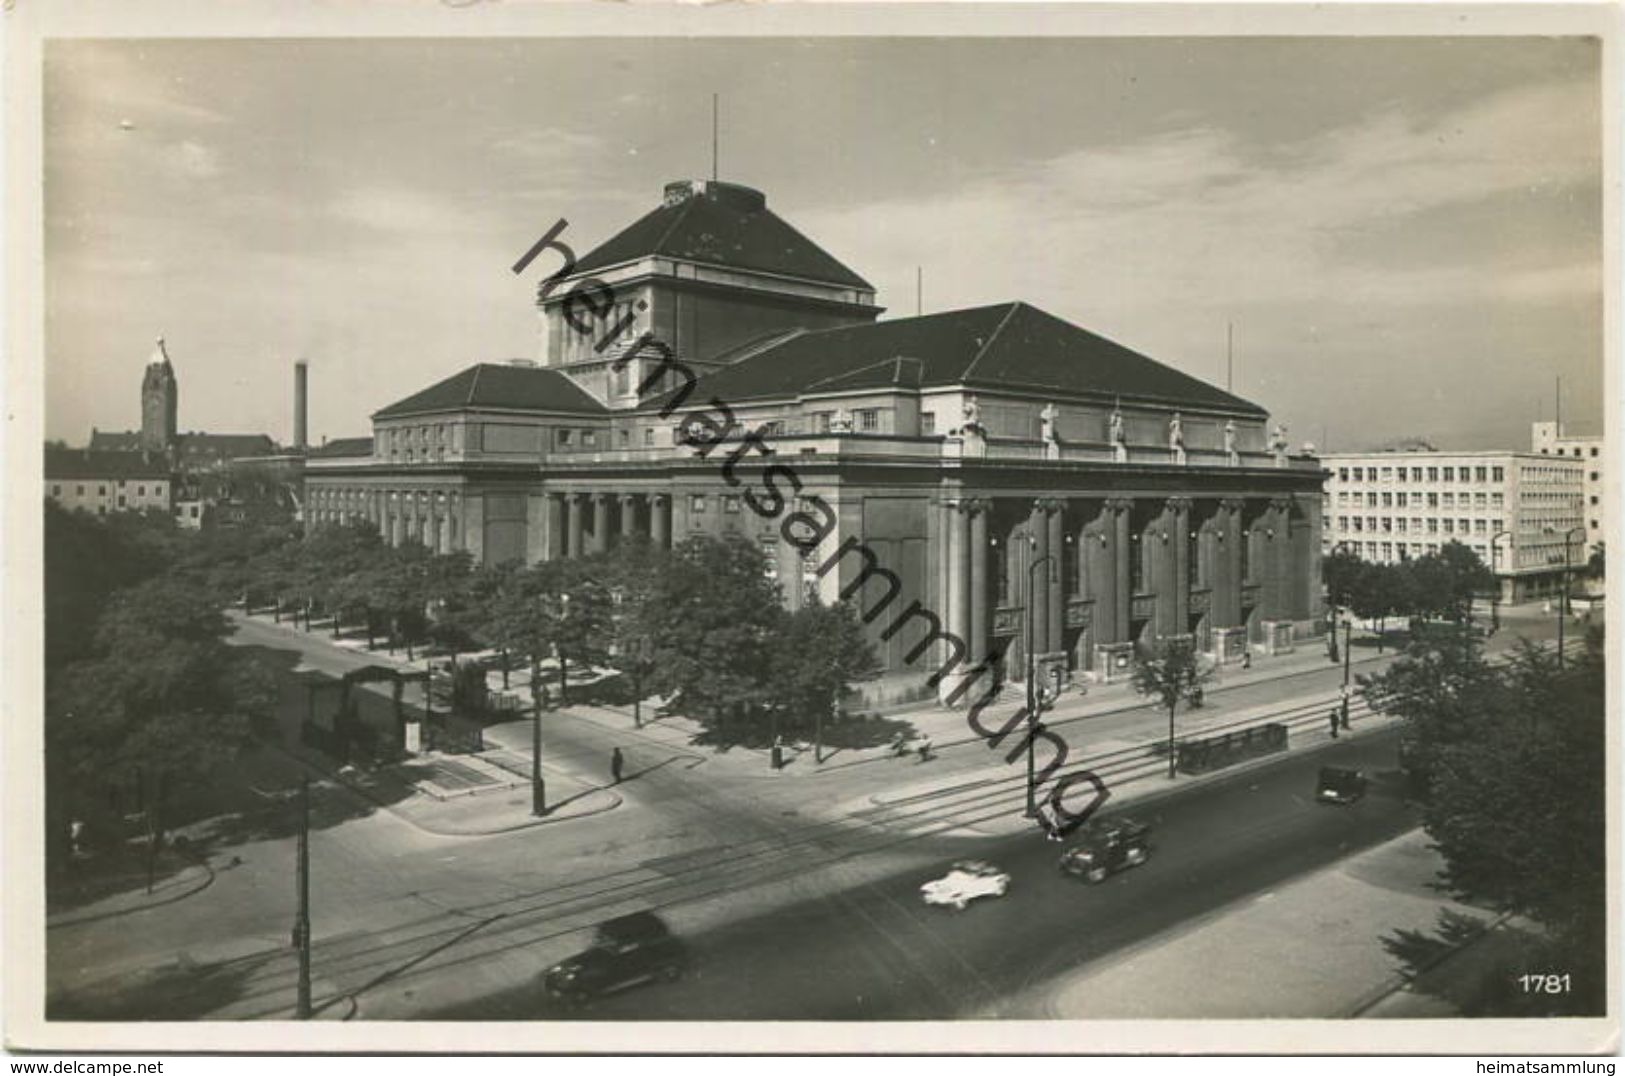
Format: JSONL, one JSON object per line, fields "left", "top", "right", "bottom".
{"left": 541, "top": 911, "right": 687, "bottom": 1005}
{"left": 1058, "top": 817, "right": 1152, "bottom": 884}
{"left": 1316, "top": 765, "right": 1369, "bottom": 805}
{"left": 920, "top": 860, "right": 1011, "bottom": 910}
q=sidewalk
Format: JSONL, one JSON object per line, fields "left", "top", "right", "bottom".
{"left": 980, "top": 828, "right": 1497, "bottom": 1019}
{"left": 531, "top": 638, "right": 1392, "bottom": 776}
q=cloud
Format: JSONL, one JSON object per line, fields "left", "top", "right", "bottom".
{"left": 169, "top": 140, "right": 221, "bottom": 179}
{"left": 802, "top": 74, "right": 1600, "bottom": 330}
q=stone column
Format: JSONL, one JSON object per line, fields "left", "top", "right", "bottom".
{"left": 776, "top": 536, "right": 804, "bottom": 611}
{"left": 968, "top": 498, "right": 989, "bottom": 666}
{"left": 567, "top": 494, "right": 585, "bottom": 558}
{"left": 1169, "top": 496, "right": 1193, "bottom": 634}
{"left": 592, "top": 494, "right": 610, "bottom": 554}
{"left": 1211, "top": 499, "right": 1239, "bottom": 627}
{"left": 1267, "top": 496, "right": 1293, "bottom": 619}
{"left": 546, "top": 493, "right": 566, "bottom": 561}
{"left": 620, "top": 493, "right": 640, "bottom": 541}
{"left": 650, "top": 494, "right": 670, "bottom": 548}
{"left": 938, "top": 498, "right": 968, "bottom": 704}
{"left": 1113, "top": 498, "right": 1133, "bottom": 641}
{"left": 1046, "top": 500, "right": 1065, "bottom": 654}
{"left": 1028, "top": 500, "right": 1051, "bottom": 657}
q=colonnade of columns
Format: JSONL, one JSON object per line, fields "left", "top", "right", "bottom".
{"left": 545, "top": 491, "right": 671, "bottom": 558}
{"left": 306, "top": 486, "right": 462, "bottom": 555}
{"left": 936, "top": 492, "right": 1315, "bottom": 683}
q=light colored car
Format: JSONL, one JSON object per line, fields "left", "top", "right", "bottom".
{"left": 920, "top": 860, "right": 1011, "bottom": 910}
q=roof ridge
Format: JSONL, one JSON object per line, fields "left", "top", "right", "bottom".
{"left": 650, "top": 197, "right": 698, "bottom": 257}
{"left": 802, "top": 353, "right": 910, "bottom": 392}
{"left": 959, "top": 302, "right": 1022, "bottom": 384}
{"left": 466, "top": 364, "right": 484, "bottom": 407}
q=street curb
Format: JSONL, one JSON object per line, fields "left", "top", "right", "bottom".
{"left": 403, "top": 787, "right": 625, "bottom": 838}
{"left": 266, "top": 740, "right": 624, "bottom": 840}
{"left": 46, "top": 854, "right": 217, "bottom": 931}
{"left": 1341, "top": 909, "right": 1519, "bottom": 1018}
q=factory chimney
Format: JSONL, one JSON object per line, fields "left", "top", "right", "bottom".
{"left": 294, "top": 360, "right": 309, "bottom": 450}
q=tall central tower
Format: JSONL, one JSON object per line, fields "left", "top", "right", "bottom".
{"left": 140, "top": 337, "right": 178, "bottom": 452}
{"left": 538, "top": 180, "right": 881, "bottom": 409}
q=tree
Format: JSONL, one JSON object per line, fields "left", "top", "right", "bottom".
{"left": 1368, "top": 629, "right": 1606, "bottom": 1013}
{"left": 767, "top": 598, "right": 880, "bottom": 755}
{"left": 44, "top": 500, "right": 176, "bottom": 671}
{"left": 46, "top": 579, "right": 276, "bottom": 865}
{"left": 644, "top": 533, "right": 786, "bottom": 738}
{"left": 1132, "top": 638, "right": 1213, "bottom": 778}
{"left": 1435, "top": 540, "right": 1495, "bottom": 622}
{"left": 1348, "top": 560, "right": 1401, "bottom": 651}
{"left": 595, "top": 538, "right": 675, "bottom": 725}
{"left": 1322, "top": 547, "right": 1365, "bottom": 613}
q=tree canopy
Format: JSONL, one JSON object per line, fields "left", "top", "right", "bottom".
{"left": 1364, "top": 625, "right": 1606, "bottom": 1012}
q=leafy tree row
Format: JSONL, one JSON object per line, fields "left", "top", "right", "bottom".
{"left": 205, "top": 518, "right": 881, "bottom": 747}
{"left": 1322, "top": 540, "right": 1496, "bottom": 642}
{"left": 43, "top": 502, "right": 280, "bottom": 858}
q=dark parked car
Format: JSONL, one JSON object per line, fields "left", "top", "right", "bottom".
{"left": 1316, "top": 765, "right": 1369, "bottom": 805}
{"left": 542, "top": 912, "right": 687, "bottom": 1005}
{"left": 1059, "top": 817, "right": 1152, "bottom": 884}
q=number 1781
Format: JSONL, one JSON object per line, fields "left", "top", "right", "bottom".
{"left": 1518, "top": 973, "right": 1571, "bottom": 994}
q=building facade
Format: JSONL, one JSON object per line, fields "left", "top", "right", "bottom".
{"left": 1532, "top": 421, "right": 1605, "bottom": 558}
{"left": 45, "top": 448, "right": 174, "bottom": 517}
{"left": 1320, "top": 449, "right": 1585, "bottom": 601}
{"left": 306, "top": 178, "right": 1327, "bottom": 704}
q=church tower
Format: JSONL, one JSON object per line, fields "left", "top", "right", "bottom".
{"left": 140, "top": 337, "right": 178, "bottom": 452}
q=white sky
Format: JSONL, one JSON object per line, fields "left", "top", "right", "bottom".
{"left": 43, "top": 36, "right": 1603, "bottom": 450}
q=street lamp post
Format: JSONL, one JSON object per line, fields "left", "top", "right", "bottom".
{"left": 556, "top": 592, "right": 571, "bottom": 707}
{"left": 1554, "top": 526, "right": 1585, "bottom": 669}
{"left": 293, "top": 775, "right": 312, "bottom": 1019}
{"left": 1025, "top": 551, "right": 1057, "bottom": 819}
{"left": 1341, "top": 614, "right": 1353, "bottom": 726}
{"left": 531, "top": 674, "right": 547, "bottom": 817}
{"left": 1490, "top": 530, "right": 1514, "bottom": 634}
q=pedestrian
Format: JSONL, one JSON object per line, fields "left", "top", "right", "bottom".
{"left": 917, "top": 737, "right": 933, "bottom": 763}
{"left": 1241, "top": 650, "right": 1252, "bottom": 670}
{"left": 1340, "top": 704, "right": 1351, "bottom": 732}
{"left": 1328, "top": 709, "right": 1340, "bottom": 739}
{"left": 69, "top": 819, "right": 85, "bottom": 857}
{"left": 611, "top": 746, "right": 624, "bottom": 784}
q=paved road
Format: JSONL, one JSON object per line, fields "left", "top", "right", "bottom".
{"left": 56, "top": 603, "right": 1557, "bottom": 1019}
{"left": 421, "top": 726, "right": 1414, "bottom": 1020}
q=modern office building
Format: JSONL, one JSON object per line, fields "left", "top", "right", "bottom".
{"left": 306, "top": 177, "right": 1328, "bottom": 704}
{"left": 1320, "top": 449, "right": 1586, "bottom": 602}
{"left": 1532, "top": 421, "right": 1605, "bottom": 558}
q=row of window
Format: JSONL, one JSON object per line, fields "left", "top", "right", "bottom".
{"left": 1539, "top": 444, "right": 1601, "bottom": 458}
{"left": 50, "top": 482, "right": 163, "bottom": 497}
{"left": 1336, "top": 464, "right": 1504, "bottom": 484}
{"left": 1333, "top": 490, "right": 1503, "bottom": 510}
{"left": 1326, "top": 540, "right": 1488, "bottom": 562}
{"left": 1335, "top": 516, "right": 1506, "bottom": 537}
{"left": 810, "top": 410, "right": 885, "bottom": 433}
